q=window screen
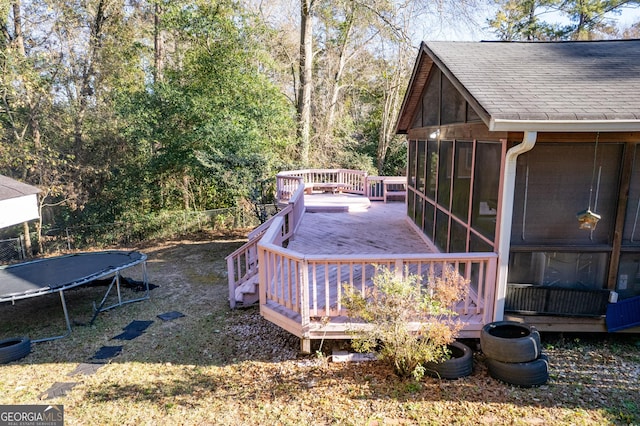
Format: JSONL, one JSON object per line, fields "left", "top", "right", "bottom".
{"left": 440, "top": 75, "right": 466, "bottom": 125}
{"left": 623, "top": 145, "right": 640, "bottom": 245}
{"left": 511, "top": 143, "right": 623, "bottom": 245}
{"left": 472, "top": 142, "right": 501, "bottom": 240}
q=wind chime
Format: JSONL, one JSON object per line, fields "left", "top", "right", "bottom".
{"left": 576, "top": 132, "right": 602, "bottom": 231}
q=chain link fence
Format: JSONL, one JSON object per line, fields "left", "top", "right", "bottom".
{"left": 0, "top": 237, "right": 25, "bottom": 263}
{"left": 32, "top": 204, "right": 278, "bottom": 255}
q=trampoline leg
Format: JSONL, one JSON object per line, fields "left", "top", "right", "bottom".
{"left": 60, "top": 291, "right": 72, "bottom": 335}
{"left": 142, "top": 261, "right": 149, "bottom": 296}
{"left": 32, "top": 291, "right": 72, "bottom": 343}
{"left": 141, "top": 261, "right": 150, "bottom": 297}
{"left": 89, "top": 276, "right": 117, "bottom": 325}
{"left": 116, "top": 272, "right": 122, "bottom": 305}
{"left": 88, "top": 262, "right": 151, "bottom": 326}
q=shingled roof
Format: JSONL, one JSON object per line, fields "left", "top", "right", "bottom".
{"left": 396, "top": 39, "right": 640, "bottom": 133}
{"left": 0, "top": 175, "right": 40, "bottom": 202}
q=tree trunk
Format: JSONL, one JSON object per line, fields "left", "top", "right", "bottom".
{"left": 35, "top": 196, "right": 44, "bottom": 255}
{"left": 526, "top": 0, "right": 535, "bottom": 41}
{"left": 183, "top": 173, "right": 190, "bottom": 210}
{"left": 324, "top": 14, "right": 353, "bottom": 144}
{"left": 297, "top": 0, "right": 313, "bottom": 167}
{"left": 377, "top": 49, "right": 407, "bottom": 175}
{"left": 154, "top": 2, "right": 164, "bottom": 83}
{"left": 35, "top": 220, "right": 42, "bottom": 255}
{"left": 576, "top": 6, "right": 588, "bottom": 40}
{"left": 12, "top": 1, "right": 25, "bottom": 56}
{"left": 12, "top": 0, "right": 40, "bottom": 162}
{"left": 22, "top": 221, "right": 31, "bottom": 258}
{"left": 75, "top": 0, "right": 107, "bottom": 156}
{"left": 377, "top": 88, "right": 395, "bottom": 173}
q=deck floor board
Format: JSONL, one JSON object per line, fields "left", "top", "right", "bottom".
{"left": 288, "top": 196, "right": 434, "bottom": 255}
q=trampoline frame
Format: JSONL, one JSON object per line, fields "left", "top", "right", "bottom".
{"left": 0, "top": 251, "right": 149, "bottom": 342}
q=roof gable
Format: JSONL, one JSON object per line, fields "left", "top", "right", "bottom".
{"left": 396, "top": 39, "right": 640, "bottom": 133}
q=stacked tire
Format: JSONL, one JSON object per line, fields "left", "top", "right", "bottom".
{"left": 0, "top": 336, "right": 31, "bottom": 364}
{"left": 480, "top": 321, "right": 548, "bottom": 387}
{"left": 423, "top": 341, "right": 474, "bottom": 379}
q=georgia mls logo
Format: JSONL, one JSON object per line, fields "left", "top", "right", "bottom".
{"left": 0, "top": 404, "right": 63, "bottom": 426}
{"left": 43, "top": 405, "right": 64, "bottom": 420}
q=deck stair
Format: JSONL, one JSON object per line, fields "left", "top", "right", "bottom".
{"left": 235, "top": 274, "right": 260, "bottom": 307}
{"left": 225, "top": 220, "right": 266, "bottom": 309}
{"left": 226, "top": 185, "right": 304, "bottom": 309}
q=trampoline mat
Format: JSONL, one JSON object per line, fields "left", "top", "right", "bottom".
{"left": 0, "top": 251, "right": 146, "bottom": 300}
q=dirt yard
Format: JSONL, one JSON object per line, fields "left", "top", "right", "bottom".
{"left": 0, "top": 231, "right": 639, "bottom": 425}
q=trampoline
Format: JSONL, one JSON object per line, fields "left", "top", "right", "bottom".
{"left": 0, "top": 251, "right": 149, "bottom": 342}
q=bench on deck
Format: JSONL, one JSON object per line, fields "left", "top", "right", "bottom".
{"left": 305, "top": 182, "right": 353, "bottom": 194}
{"left": 383, "top": 177, "right": 407, "bottom": 203}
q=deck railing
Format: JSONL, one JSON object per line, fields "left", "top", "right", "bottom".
{"left": 228, "top": 169, "right": 495, "bottom": 336}
{"left": 365, "top": 176, "right": 385, "bottom": 201}
{"left": 226, "top": 182, "right": 306, "bottom": 308}
{"left": 259, "top": 231, "right": 498, "bottom": 328}
{"left": 275, "top": 169, "right": 406, "bottom": 203}
{"left": 276, "top": 169, "right": 368, "bottom": 201}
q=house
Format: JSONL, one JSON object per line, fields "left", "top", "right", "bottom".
{"left": 227, "top": 40, "right": 640, "bottom": 352}
{"left": 0, "top": 175, "right": 39, "bottom": 229}
{"left": 395, "top": 39, "right": 640, "bottom": 332}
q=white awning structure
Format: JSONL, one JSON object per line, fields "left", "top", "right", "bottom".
{"left": 0, "top": 175, "right": 40, "bottom": 229}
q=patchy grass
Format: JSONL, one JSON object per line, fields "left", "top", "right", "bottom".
{"left": 1, "top": 232, "right": 639, "bottom": 425}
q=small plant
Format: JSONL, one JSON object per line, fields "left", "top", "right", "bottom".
{"left": 213, "top": 213, "right": 230, "bottom": 230}
{"left": 343, "top": 265, "right": 469, "bottom": 380}
{"left": 314, "top": 316, "right": 331, "bottom": 368}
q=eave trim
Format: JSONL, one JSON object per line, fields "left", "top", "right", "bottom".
{"left": 490, "top": 118, "right": 640, "bottom": 132}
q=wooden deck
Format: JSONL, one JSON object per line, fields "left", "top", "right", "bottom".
{"left": 227, "top": 171, "right": 496, "bottom": 352}
{"left": 230, "top": 168, "right": 636, "bottom": 350}
{"left": 288, "top": 196, "right": 434, "bottom": 255}
{"left": 257, "top": 194, "right": 493, "bottom": 349}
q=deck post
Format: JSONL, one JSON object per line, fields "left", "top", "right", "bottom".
{"left": 299, "top": 258, "right": 311, "bottom": 354}
{"left": 258, "top": 244, "right": 267, "bottom": 307}
{"left": 227, "top": 256, "right": 237, "bottom": 309}
{"left": 300, "top": 338, "right": 311, "bottom": 354}
{"left": 483, "top": 257, "right": 498, "bottom": 324}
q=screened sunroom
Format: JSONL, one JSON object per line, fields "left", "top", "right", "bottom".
{"left": 396, "top": 40, "right": 640, "bottom": 331}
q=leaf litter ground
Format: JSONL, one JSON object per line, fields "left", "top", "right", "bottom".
{"left": 0, "top": 231, "right": 639, "bottom": 425}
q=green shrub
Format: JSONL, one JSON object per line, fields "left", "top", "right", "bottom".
{"left": 343, "top": 265, "right": 469, "bottom": 379}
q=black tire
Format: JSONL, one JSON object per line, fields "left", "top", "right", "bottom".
{"left": 423, "top": 341, "right": 473, "bottom": 379}
{"left": 485, "top": 354, "right": 549, "bottom": 387}
{"left": 480, "top": 321, "right": 541, "bottom": 363}
{"left": 0, "top": 336, "right": 31, "bottom": 364}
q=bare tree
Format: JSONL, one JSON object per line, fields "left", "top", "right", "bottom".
{"left": 0, "top": 0, "right": 55, "bottom": 254}
{"left": 297, "top": 0, "right": 314, "bottom": 167}
{"left": 154, "top": 1, "right": 164, "bottom": 83}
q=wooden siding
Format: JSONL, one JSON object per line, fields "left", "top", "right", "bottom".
{"left": 396, "top": 52, "right": 434, "bottom": 134}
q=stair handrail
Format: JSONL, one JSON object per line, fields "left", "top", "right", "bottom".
{"left": 226, "top": 179, "right": 306, "bottom": 308}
